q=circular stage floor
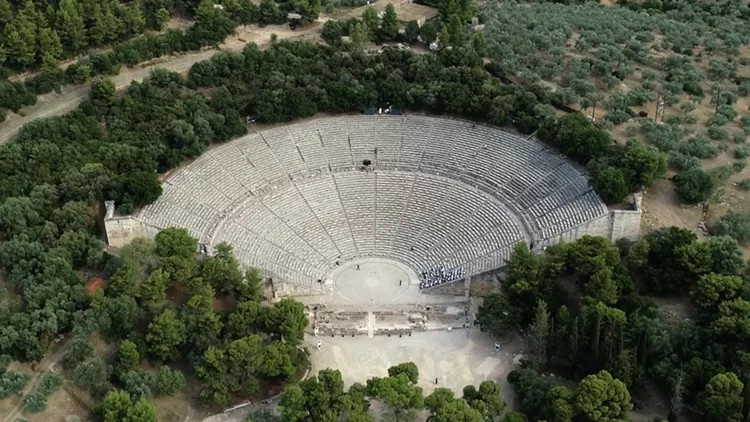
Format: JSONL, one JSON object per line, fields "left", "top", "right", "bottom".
{"left": 332, "top": 259, "right": 413, "bottom": 304}
{"left": 297, "top": 258, "right": 462, "bottom": 306}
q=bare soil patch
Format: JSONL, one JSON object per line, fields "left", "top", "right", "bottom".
{"left": 639, "top": 179, "right": 704, "bottom": 236}
{"left": 335, "top": 0, "right": 437, "bottom": 23}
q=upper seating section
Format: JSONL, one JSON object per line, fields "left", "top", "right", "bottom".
{"left": 136, "top": 115, "right": 608, "bottom": 288}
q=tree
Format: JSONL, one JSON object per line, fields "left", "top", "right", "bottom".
{"left": 75, "top": 357, "right": 113, "bottom": 399}
{"left": 108, "top": 263, "right": 137, "bottom": 297}
{"left": 588, "top": 163, "right": 629, "bottom": 204}
{"left": 404, "top": 20, "right": 420, "bottom": 44}
{"left": 201, "top": 242, "right": 244, "bottom": 294}
{"left": 691, "top": 273, "right": 744, "bottom": 313}
{"left": 708, "top": 236, "right": 744, "bottom": 275}
{"left": 193, "top": 0, "right": 234, "bottom": 44}
{"left": 641, "top": 227, "right": 699, "bottom": 294}
{"left": 476, "top": 293, "right": 514, "bottom": 336}
{"left": 99, "top": 390, "right": 132, "bottom": 422}
{"left": 627, "top": 239, "right": 649, "bottom": 268}
{"left": 620, "top": 140, "right": 667, "bottom": 190}
{"left": 94, "top": 293, "right": 142, "bottom": 340}
{"left": 388, "top": 362, "right": 419, "bottom": 384}
{"left": 138, "top": 268, "right": 169, "bottom": 306}
{"left": 349, "top": 22, "right": 369, "bottom": 52}
{"left": 151, "top": 366, "right": 186, "bottom": 396}
{"left": 699, "top": 372, "right": 744, "bottom": 422}
{"left": 224, "top": 335, "right": 264, "bottom": 394}
{"left": 420, "top": 22, "right": 437, "bottom": 44}
{"left": 98, "top": 390, "right": 158, "bottom": 422}
{"left": 425, "top": 388, "right": 456, "bottom": 414}
{"left": 247, "top": 410, "right": 283, "bottom": 422}
{"left": 585, "top": 266, "right": 619, "bottom": 305}
{"left": 62, "top": 335, "right": 93, "bottom": 368}
{"left": 574, "top": 371, "right": 632, "bottom": 422}
{"left": 90, "top": 79, "right": 117, "bottom": 110}
{"left": 381, "top": 4, "right": 399, "bottom": 40}
{"left": 154, "top": 227, "right": 197, "bottom": 258}
{"left": 4, "top": 10, "right": 37, "bottom": 67}
{"left": 715, "top": 212, "right": 750, "bottom": 244}
{"left": 241, "top": 268, "right": 263, "bottom": 302}
{"left": 366, "top": 373, "right": 424, "bottom": 419}
{"left": 226, "top": 300, "right": 260, "bottom": 339}
{"left": 528, "top": 300, "right": 550, "bottom": 369}
{"left": 261, "top": 298, "right": 308, "bottom": 344}
{"left": 322, "top": 20, "right": 343, "bottom": 46}
{"left": 280, "top": 384, "right": 308, "bottom": 421}
{"left": 431, "top": 398, "right": 484, "bottom": 422}
{"left": 146, "top": 309, "right": 185, "bottom": 362}
{"left": 463, "top": 381, "right": 507, "bottom": 421}
{"left": 38, "top": 28, "right": 64, "bottom": 71}
{"left": 674, "top": 167, "right": 716, "bottom": 204}
{"left": 258, "top": 0, "right": 283, "bottom": 25}
{"left": 126, "top": 398, "right": 158, "bottom": 421}
{"left": 116, "top": 340, "right": 141, "bottom": 376}
{"left": 472, "top": 32, "right": 487, "bottom": 57}
{"left": 362, "top": 7, "right": 379, "bottom": 39}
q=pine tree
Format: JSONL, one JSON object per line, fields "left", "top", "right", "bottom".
{"left": 591, "top": 311, "right": 601, "bottom": 359}
{"left": 472, "top": 31, "right": 486, "bottom": 56}
{"left": 38, "top": 27, "right": 63, "bottom": 71}
{"left": 4, "top": 19, "right": 37, "bottom": 67}
{"left": 569, "top": 317, "right": 579, "bottom": 375}
{"left": 528, "top": 300, "right": 550, "bottom": 369}
{"left": 56, "top": 0, "right": 86, "bottom": 52}
{"left": 362, "top": 6, "right": 379, "bottom": 39}
{"left": 0, "top": 0, "right": 13, "bottom": 25}
{"left": 349, "top": 22, "right": 368, "bottom": 52}
{"left": 380, "top": 4, "right": 399, "bottom": 40}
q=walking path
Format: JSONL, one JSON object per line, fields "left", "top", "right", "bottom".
{"left": 0, "top": 21, "right": 325, "bottom": 144}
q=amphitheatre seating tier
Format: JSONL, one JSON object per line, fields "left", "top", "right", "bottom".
{"left": 136, "top": 115, "right": 607, "bottom": 290}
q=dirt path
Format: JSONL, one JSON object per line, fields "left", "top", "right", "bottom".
{"left": 1, "top": 336, "right": 73, "bottom": 422}
{"left": 0, "top": 21, "right": 324, "bottom": 144}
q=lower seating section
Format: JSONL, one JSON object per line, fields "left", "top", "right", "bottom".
{"left": 136, "top": 116, "right": 609, "bottom": 290}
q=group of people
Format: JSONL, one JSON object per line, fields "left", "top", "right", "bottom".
{"left": 418, "top": 265, "right": 466, "bottom": 289}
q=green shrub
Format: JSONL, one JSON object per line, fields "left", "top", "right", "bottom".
{"left": 717, "top": 104, "right": 738, "bottom": 120}
{"left": 24, "top": 372, "right": 64, "bottom": 412}
{"left": 734, "top": 134, "right": 746, "bottom": 144}
{"left": 708, "top": 125, "right": 729, "bottom": 140}
{"left": 733, "top": 159, "right": 746, "bottom": 173}
{"left": 62, "top": 336, "right": 93, "bottom": 369}
{"left": 669, "top": 151, "right": 701, "bottom": 171}
{"left": 739, "top": 178, "right": 750, "bottom": 190}
{"left": 682, "top": 114, "right": 698, "bottom": 124}
{"left": 681, "top": 102, "right": 696, "bottom": 112}
{"left": 715, "top": 212, "right": 750, "bottom": 244}
{"left": 679, "top": 136, "right": 719, "bottom": 159}
{"left": 0, "top": 371, "right": 30, "bottom": 399}
{"left": 709, "top": 113, "right": 729, "bottom": 127}
{"left": 710, "top": 165, "right": 734, "bottom": 182}
{"left": 588, "top": 163, "right": 629, "bottom": 204}
{"left": 675, "top": 167, "right": 717, "bottom": 204}
{"left": 734, "top": 145, "right": 750, "bottom": 159}
{"left": 74, "top": 358, "right": 113, "bottom": 399}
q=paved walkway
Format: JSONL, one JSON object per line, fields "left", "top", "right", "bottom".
{"left": 306, "top": 328, "right": 522, "bottom": 398}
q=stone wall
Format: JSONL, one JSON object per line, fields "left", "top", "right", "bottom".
{"left": 537, "top": 193, "right": 641, "bottom": 249}
{"left": 468, "top": 272, "right": 501, "bottom": 296}
{"left": 422, "top": 279, "right": 466, "bottom": 296}
{"left": 103, "top": 201, "right": 160, "bottom": 248}
{"left": 272, "top": 280, "right": 329, "bottom": 297}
